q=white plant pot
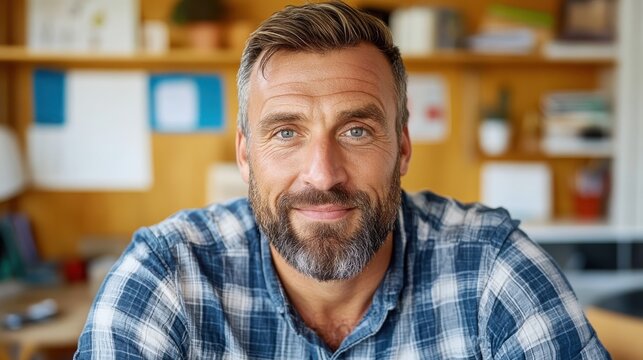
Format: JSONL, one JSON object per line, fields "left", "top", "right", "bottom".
{"left": 479, "top": 120, "right": 511, "bottom": 155}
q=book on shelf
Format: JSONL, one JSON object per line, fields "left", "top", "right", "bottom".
{"left": 468, "top": 29, "right": 536, "bottom": 54}
{"left": 540, "top": 91, "right": 612, "bottom": 157}
{"left": 542, "top": 41, "right": 616, "bottom": 60}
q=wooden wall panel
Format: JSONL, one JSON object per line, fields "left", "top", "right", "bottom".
{"left": 9, "top": 0, "right": 611, "bottom": 260}
{"left": 1, "top": 0, "right": 11, "bottom": 213}
{"left": 0, "top": 202, "right": 9, "bottom": 215}
{"left": 0, "top": 0, "right": 8, "bottom": 44}
{"left": 9, "top": 0, "right": 25, "bottom": 44}
{"left": 0, "top": 69, "right": 8, "bottom": 126}
{"left": 17, "top": 133, "right": 236, "bottom": 258}
{"left": 401, "top": 65, "right": 480, "bottom": 202}
{"left": 13, "top": 64, "right": 239, "bottom": 258}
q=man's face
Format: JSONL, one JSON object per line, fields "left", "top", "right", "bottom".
{"left": 237, "top": 44, "right": 411, "bottom": 281}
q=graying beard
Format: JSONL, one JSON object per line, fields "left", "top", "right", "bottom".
{"left": 248, "top": 159, "right": 401, "bottom": 281}
{"left": 281, "top": 215, "right": 386, "bottom": 281}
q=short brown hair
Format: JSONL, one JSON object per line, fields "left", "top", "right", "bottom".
{"left": 236, "top": 1, "right": 408, "bottom": 138}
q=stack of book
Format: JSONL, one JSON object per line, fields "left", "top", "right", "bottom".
{"left": 540, "top": 92, "right": 612, "bottom": 157}
{"left": 468, "top": 30, "right": 536, "bottom": 54}
{"left": 468, "top": 4, "right": 554, "bottom": 54}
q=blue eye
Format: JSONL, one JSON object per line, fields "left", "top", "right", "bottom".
{"left": 348, "top": 127, "right": 365, "bottom": 137}
{"left": 279, "top": 129, "right": 295, "bottom": 139}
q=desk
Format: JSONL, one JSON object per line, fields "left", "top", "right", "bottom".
{"left": 0, "top": 284, "right": 93, "bottom": 360}
{"left": 586, "top": 306, "right": 643, "bottom": 360}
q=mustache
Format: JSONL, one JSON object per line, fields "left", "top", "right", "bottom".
{"left": 278, "top": 185, "right": 370, "bottom": 209}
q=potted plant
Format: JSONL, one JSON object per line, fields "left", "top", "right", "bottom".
{"left": 172, "top": 0, "right": 227, "bottom": 50}
{"left": 479, "top": 87, "right": 512, "bottom": 156}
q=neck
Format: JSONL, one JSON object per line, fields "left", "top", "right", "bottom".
{"left": 270, "top": 234, "right": 393, "bottom": 350}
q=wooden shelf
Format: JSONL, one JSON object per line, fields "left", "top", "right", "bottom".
{"left": 402, "top": 51, "right": 615, "bottom": 66}
{"left": 0, "top": 46, "right": 615, "bottom": 67}
{"left": 522, "top": 221, "right": 643, "bottom": 244}
{"left": 0, "top": 46, "right": 242, "bottom": 67}
{"left": 480, "top": 150, "right": 612, "bottom": 161}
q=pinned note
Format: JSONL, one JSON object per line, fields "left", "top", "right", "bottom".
{"left": 149, "top": 73, "right": 225, "bottom": 132}
{"left": 406, "top": 74, "right": 450, "bottom": 142}
{"left": 28, "top": 70, "right": 152, "bottom": 190}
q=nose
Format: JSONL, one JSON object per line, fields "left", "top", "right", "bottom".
{"left": 300, "top": 137, "right": 348, "bottom": 191}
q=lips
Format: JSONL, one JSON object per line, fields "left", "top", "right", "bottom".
{"left": 292, "top": 205, "right": 355, "bottom": 221}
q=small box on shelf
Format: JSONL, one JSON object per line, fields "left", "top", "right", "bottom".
{"left": 572, "top": 161, "right": 611, "bottom": 220}
{"left": 542, "top": 0, "right": 616, "bottom": 61}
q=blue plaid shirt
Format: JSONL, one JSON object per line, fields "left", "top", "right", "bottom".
{"left": 75, "top": 191, "right": 609, "bottom": 359}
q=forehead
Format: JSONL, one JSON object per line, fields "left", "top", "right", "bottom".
{"left": 247, "top": 44, "right": 396, "bottom": 121}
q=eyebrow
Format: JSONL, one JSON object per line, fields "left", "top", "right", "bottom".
{"left": 258, "top": 112, "right": 305, "bottom": 133}
{"left": 337, "top": 104, "right": 387, "bottom": 129}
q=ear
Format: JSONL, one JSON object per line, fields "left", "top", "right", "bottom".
{"left": 236, "top": 128, "right": 250, "bottom": 184}
{"left": 399, "top": 126, "right": 412, "bottom": 176}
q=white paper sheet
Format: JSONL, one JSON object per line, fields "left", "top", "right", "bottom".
{"left": 155, "top": 79, "right": 198, "bottom": 131}
{"left": 27, "top": 0, "right": 139, "bottom": 53}
{"left": 481, "top": 162, "right": 552, "bottom": 222}
{"left": 28, "top": 71, "right": 152, "bottom": 190}
{"left": 407, "top": 74, "right": 449, "bottom": 142}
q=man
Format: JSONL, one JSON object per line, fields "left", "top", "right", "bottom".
{"left": 75, "top": 2, "right": 610, "bottom": 358}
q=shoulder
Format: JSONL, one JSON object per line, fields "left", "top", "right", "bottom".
{"left": 402, "top": 190, "right": 519, "bottom": 250}
{"left": 143, "top": 197, "right": 257, "bottom": 252}
{"left": 121, "top": 197, "right": 258, "bottom": 279}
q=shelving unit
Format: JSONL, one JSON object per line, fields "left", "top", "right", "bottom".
{"left": 1, "top": 1, "right": 641, "bottom": 281}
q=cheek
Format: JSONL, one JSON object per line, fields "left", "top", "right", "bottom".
{"left": 250, "top": 150, "right": 300, "bottom": 200}
{"left": 348, "top": 149, "right": 400, "bottom": 199}
{"left": 345, "top": 148, "right": 397, "bottom": 181}
{"left": 253, "top": 138, "right": 306, "bottom": 169}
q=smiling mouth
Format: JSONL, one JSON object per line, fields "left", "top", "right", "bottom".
{"left": 292, "top": 205, "right": 355, "bottom": 221}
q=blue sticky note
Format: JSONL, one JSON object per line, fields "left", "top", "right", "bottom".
{"left": 149, "top": 73, "right": 225, "bottom": 132}
{"left": 33, "top": 69, "right": 66, "bottom": 125}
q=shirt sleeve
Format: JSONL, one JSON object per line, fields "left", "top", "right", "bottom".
{"left": 478, "top": 229, "right": 611, "bottom": 360}
{"left": 74, "top": 228, "right": 188, "bottom": 359}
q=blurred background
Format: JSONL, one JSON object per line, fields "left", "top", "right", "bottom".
{"left": 0, "top": 0, "right": 642, "bottom": 359}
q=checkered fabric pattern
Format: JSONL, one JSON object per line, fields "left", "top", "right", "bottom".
{"left": 75, "top": 191, "right": 610, "bottom": 359}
